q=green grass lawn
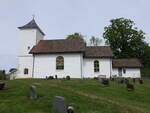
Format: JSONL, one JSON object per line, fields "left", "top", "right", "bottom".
{"left": 0, "top": 79, "right": 150, "bottom": 113}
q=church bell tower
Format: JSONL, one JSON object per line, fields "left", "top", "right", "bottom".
{"left": 17, "top": 18, "right": 45, "bottom": 78}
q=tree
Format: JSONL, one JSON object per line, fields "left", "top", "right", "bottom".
{"left": 103, "top": 18, "right": 147, "bottom": 58}
{"left": 90, "top": 36, "right": 102, "bottom": 46}
{"left": 103, "top": 18, "right": 150, "bottom": 75}
{"left": 67, "top": 32, "right": 84, "bottom": 40}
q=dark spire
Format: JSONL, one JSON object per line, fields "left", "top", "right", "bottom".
{"left": 18, "top": 19, "right": 45, "bottom": 35}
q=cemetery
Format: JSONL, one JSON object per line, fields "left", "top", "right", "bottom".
{"left": 0, "top": 78, "right": 150, "bottom": 113}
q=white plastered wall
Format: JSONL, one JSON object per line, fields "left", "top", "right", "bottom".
{"left": 17, "top": 29, "right": 44, "bottom": 78}
{"left": 112, "top": 68, "right": 141, "bottom": 78}
{"left": 83, "top": 58, "right": 112, "bottom": 78}
{"left": 33, "top": 53, "right": 83, "bottom": 78}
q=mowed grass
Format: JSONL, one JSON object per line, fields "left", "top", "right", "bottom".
{"left": 0, "top": 79, "right": 150, "bottom": 113}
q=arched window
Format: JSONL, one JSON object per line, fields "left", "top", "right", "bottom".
{"left": 56, "top": 56, "right": 64, "bottom": 70}
{"left": 24, "top": 68, "right": 28, "bottom": 74}
{"left": 94, "top": 60, "right": 99, "bottom": 72}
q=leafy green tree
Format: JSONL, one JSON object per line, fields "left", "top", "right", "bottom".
{"left": 103, "top": 18, "right": 150, "bottom": 75}
{"left": 103, "top": 18, "right": 147, "bottom": 58}
{"left": 90, "top": 36, "right": 102, "bottom": 46}
{"left": 67, "top": 32, "right": 84, "bottom": 40}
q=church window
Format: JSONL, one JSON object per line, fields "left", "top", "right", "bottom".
{"left": 94, "top": 60, "right": 99, "bottom": 72}
{"left": 56, "top": 56, "right": 64, "bottom": 70}
{"left": 24, "top": 68, "right": 28, "bottom": 74}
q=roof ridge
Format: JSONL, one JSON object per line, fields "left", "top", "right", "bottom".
{"left": 86, "top": 46, "right": 110, "bottom": 47}
{"left": 113, "top": 58, "right": 139, "bottom": 60}
{"left": 41, "top": 39, "right": 66, "bottom": 41}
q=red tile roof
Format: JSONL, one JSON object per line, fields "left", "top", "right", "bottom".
{"left": 85, "top": 46, "right": 114, "bottom": 58}
{"left": 30, "top": 39, "right": 85, "bottom": 54}
{"left": 112, "top": 58, "right": 143, "bottom": 68}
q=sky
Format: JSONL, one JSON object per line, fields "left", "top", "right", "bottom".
{"left": 0, "top": 0, "right": 150, "bottom": 71}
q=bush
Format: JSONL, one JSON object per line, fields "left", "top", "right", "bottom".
{"left": 48, "top": 76, "right": 54, "bottom": 80}
{"left": 141, "top": 68, "right": 150, "bottom": 77}
{"left": 66, "top": 76, "right": 70, "bottom": 80}
{"left": 0, "top": 72, "right": 6, "bottom": 80}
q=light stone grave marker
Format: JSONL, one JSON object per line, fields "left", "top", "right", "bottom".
{"left": 53, "top": 96, "right": 68, "bottom": 113}
{"left": 30, "top": 85, "right": 37, "bottom": 100}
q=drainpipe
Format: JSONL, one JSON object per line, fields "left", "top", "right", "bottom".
{"left": 32, "top": 54, "right": 35, "bottom": 78}
{"left": 110, "top": 58, "right": 112, "bottom": 78}
{"left": 80, "top": 53, "right": 83, "bottom": 79}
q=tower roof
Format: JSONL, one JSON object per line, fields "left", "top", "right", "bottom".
{"left": 18, "top": 19, "right": 45, "bottom": 35}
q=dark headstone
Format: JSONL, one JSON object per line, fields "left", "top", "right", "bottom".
{"left": 110, "top": 77, "right": 115, "bottom": 81}
{"left": 55, "top": 75, "right": 58, "bottom": 79}
{"left": 53, "top": 96, "right": 68, "bottom": 113}
{"left": 139, "top": 79, "right": 143, "bottom": 84}
{"left": 66, "top": 76, "right": 70, "bottom": 80}
{"left": 118, "top": 79, "right": 124, "bottom": 84}
{"left": 101, "top": 79, "right": 109, "bottom": 86}
{"left": 48, "top": 76, "right": 54, "bottom": 80}
{"left": 126, "top": 83, "right": 134, "bottom": 91}
{"left": 0, "top": 82, "right": 5, "bottom": 90}
{"left": 30, "top": 85, "right": 37, "bottom": 100}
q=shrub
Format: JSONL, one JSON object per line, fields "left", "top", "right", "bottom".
{"left": 126, "top": 83, "right": 134, "bottom": 91}
{"left": 0, "top": 71, "right": 6, "bottom": 80}
{"left": 66, "top": 76, "right": 70, "bottom": 80}
{"left": 101, "top": 79, "right": 109, "bottom": 86}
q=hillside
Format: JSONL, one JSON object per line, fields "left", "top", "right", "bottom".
{"left": 0, "top": 79, "right": 150, "bottom": 113}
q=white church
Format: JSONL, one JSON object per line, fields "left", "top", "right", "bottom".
{"left": 12, "top": 19, "right": 142, "bottom": 79}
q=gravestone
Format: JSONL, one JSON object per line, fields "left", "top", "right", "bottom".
{"left": 139, "top": 79, "right": 143, "bottom": 84}
{"left": 110, "top": 77, "right": 115, "bottom": 81}
{"left": 98, "top": 75, "right": 106, "bottom": 83}
{"left": 126, "top": 83, "right": 134, "bottom": 91}
{"left": 101, "top": 79, "right": 109, "bottom": 86}
{"left": 55, "top": 75, "right": 58, "bottom": 79}
{"left": 118, "top": 79, "right": 124, "bottom": 84}
{"left": 53, "top": 96, "right": 68, "bottom": 113}
{"left": 0, "top": 82, "right": 5, "bottom": 90}
{"left": 30, "top": 85, "right": 37, "bottom": 100}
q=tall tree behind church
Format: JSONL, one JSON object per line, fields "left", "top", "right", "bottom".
{"left": 103, "top": 18, "right": 150, "bottom": 75}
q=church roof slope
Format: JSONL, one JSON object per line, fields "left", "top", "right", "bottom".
{"left": 18, "top": 19, "right": 45, "bottom": 35}
{"left": 30, "top": 39, "right": 85, "bottom": 54}
{"left": 112, "top": 58, "right": 143, "bottom": 68}
{"left": 84, "top": 46, "right": 114, "bottom": 58}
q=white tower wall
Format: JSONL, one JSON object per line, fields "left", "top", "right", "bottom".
{"left": 16, "top": 28, "right": 44, "bottom": 78}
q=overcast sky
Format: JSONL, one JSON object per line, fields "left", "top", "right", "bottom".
{"left": 0, "top": 0, "right": 150, "bottom": 71}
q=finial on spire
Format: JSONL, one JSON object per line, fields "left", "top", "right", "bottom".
{"left": 32, "top": 14, "right": 35, "bottom": 20}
